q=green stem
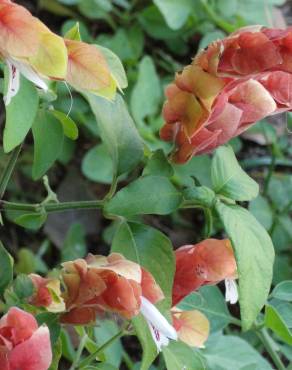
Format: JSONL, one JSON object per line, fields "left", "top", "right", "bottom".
{"left": 257, "top": 328, "right": 286, "bottom": 370}
{"left": 203, "top": 207, "right": 213, "bottom": 238}
{"left": 263, "top": 152, "right": 276, "bottom": 196}
{"left": 0, "top": 200, "right": 105, "bottom": 213}
{"left": 77, "top": 329, "right": 124, "bottom": 369}
{"left": 199, "top": 0, "right": 236, "bottom": 33}
{"left": 229, "top": 316, "right": 242, "bottom": 327}
{"left": 0, "top": 145, "right": 22, "bottom": 199}
{"left": 69, "top": 334, "right": 88, "bottom": 370}
{"left": 122, "top": 351, "right": 134, "bottom": 370}
{"left": 105, "top": 172, "right": 118, "bottom": 200}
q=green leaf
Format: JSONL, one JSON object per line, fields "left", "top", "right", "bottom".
{"left": 48, "top": 338, "right": 62, "bottom": 370}
{"left": 215, "top": 201, "right": 274, "bottom": 330}
{"left": 203, "top": 334, "right": 273, "bottom": 369}
{"left": 94, "top": 320, "right": 123, "bottom": 367}
{"left": 13, "top": 274, "right": 34, "bottom": 299}
{"left": 265, "top": 304, "right": 292, "bottom": 345}
{"left": 14, "top": 212, "right": 47, "bottom": 230}
{"left": 92, "top": 365, "right": 118, "bottom": 370}
{"left": 37, "top": 312, "right": 61, "bottom": 345}
{"left": 32, "top": 110, "right": 64, "bottom": 179}
{"left": 105, "top": 176, "right": 182, "bottom": 217}
{"left": 3, "top": 72, "right": 39, "bottom": 152}
{"left": 85, "top": 94, "right": 143, "bottom": 176}
{"left": 249, "top": 195, "right": 273, "bottom": 230}
{"left": 130, "top": 56, "right": 161, "bottom": 124}
{"left": 238, "top": 0, "right": 284, "bottom": 26}
{"left": 97, "top": 25, "right": 144, "bottom": 63}
{"left": 270, "top": 299, "right": 292, "bottom": 328}
{"left": 132, "top": 314, "right": 158, "bottom": 370}
{"left": 51, "top": 110, "right": 79, "bottom": 140}
{"left": 138, "top": 6, "right": 180, "bottom": 40}
{"left": 272, "top": 281, "right": 292, "bottom": 301}
{"left": 0, "top": 241, "right": 13, "bottom": 294}
{"left": 62, "top": 19, "right": 91, "bottom": 42}
{"left": 199, "top": 30, "right": 226, "bottom": 49}
{"left": 58, "top": 137, "right": 76, "bottom": 165}
{"left": 112, "top": 221, "right": 175, "bottom": 300}
{"left": 268, "top": 175, "right": 292, "bottom": 212}
{"left": 179, "top": 286, "right": 232, "bottom": 332}
{"left": 211, "top": 146, "right": 259, "bottom": 201}
{"left": 163, "top": 341, "right": 206, "bottom": 370}
{"left": 112, "top": 221, "right": 175, "bottom": 370}
{"left": 143, "top": 150, "right": 174, "bottom": 178}
{"left": 173, "top": 155, "right": 212, "bottom": 187}
{"left": 183, "top": 186, "right": 215, "bottom": 208}
{"left": 64, "top": 22, "right": 82, "bottom": 41}
{"left": 153, "top": 0, "right": 194, "bottom": 30}
{"left": 96, "top": 45, "right": 128, "bottom": 89}
{"left": 61, "top": 223, "right": 86, "bottom": 262}
{"left": 60, "top": 329, "right": 75, "bottom": 362}
{"left": 15, "top": 248, "right": 36, "bottom": 274}
{"left": 78, "top": 0, "right": 112, "bottom": 18}
{"left": 82, "top": 143, "right": 114, "bottom": 184}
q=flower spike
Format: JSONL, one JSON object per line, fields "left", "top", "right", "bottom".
{"left": 160, "top": 26, "right": 292, "bottom": 162}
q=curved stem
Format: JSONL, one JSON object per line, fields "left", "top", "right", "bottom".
{"left": 199, "top": 0, "right": 236, "bottom": 33}
{"left": 257, "top": 328, "right": 286, "bottom": 370}
{"left": 0, "top": 145, "right": 22, "bottom": 199}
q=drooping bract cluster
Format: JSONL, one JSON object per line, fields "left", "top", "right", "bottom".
{"left": 23, "top": 240, "right": 237, "bottom": 354}
{"left": 160, "top": 26, "right": 292, "bottom": 162}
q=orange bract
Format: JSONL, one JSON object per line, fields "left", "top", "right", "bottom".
{"left": 172, "top": 308, "right": 209, "bottom": 348}
{"left": 28, "top": 274, "right": 65, "bottom": 313}
{"left": 173, "top": 239, "right": 237, "bottom": 305}
{"left": 61, "top": 253, "right": 164, "bottom": 324}
{"left": 0, "top": 3, "right": 40, "bottom": 58}
{"left": 65, "top": 39, "right": 111, "bottom": 92}
{"left": 161, "top": 26, "right": 292, "bottom": 163}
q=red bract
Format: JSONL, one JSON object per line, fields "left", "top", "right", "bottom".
{"left": 0, "top": 307, "right": 52, "bottom": 370}
{"left": 29, "top": 274, "right": 65, "bottom": 313}
{"left": 173, "top": 239, "right": 237, "bottom": 305}
{"left": 160, "top": 26, "right": 292, "bottom": 163}
{"left": 61, "top": 253, "right": 164, "bottom": 324}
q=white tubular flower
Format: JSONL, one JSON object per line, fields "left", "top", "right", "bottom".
{"left": 4, "top": 60, "right": 20, "bottom": 106}
{"left": 140, "top": 296, "right": 177, "bottom": 352}
{"left": 4, "top": 59, "right": 48, "bottom": 106}
{"left": 225, "top": 278, "right": 239, "bottom": 304}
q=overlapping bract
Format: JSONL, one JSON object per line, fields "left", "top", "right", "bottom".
{"left": 173, "top": 239, "right": 237, "bottom": 305}
{"left": 28, "top": 252, "right": 210, "bottom": 349}
{"left": 29, "top": 274, "right": 65, "bottom": 313}
{"left": 0, "top": 0, "right": 116, "bottom": 105}
{"left": 60, "top": 253, "right": 164, "bottom": 324}
{"left": 161, "top": 26, "right": 292, "bottom": 163}
{"left": 0, "top": 307, "right": 52, "bottom": 370}
{"left": 25, "top": 244, "right": 236, "bottom": 351}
